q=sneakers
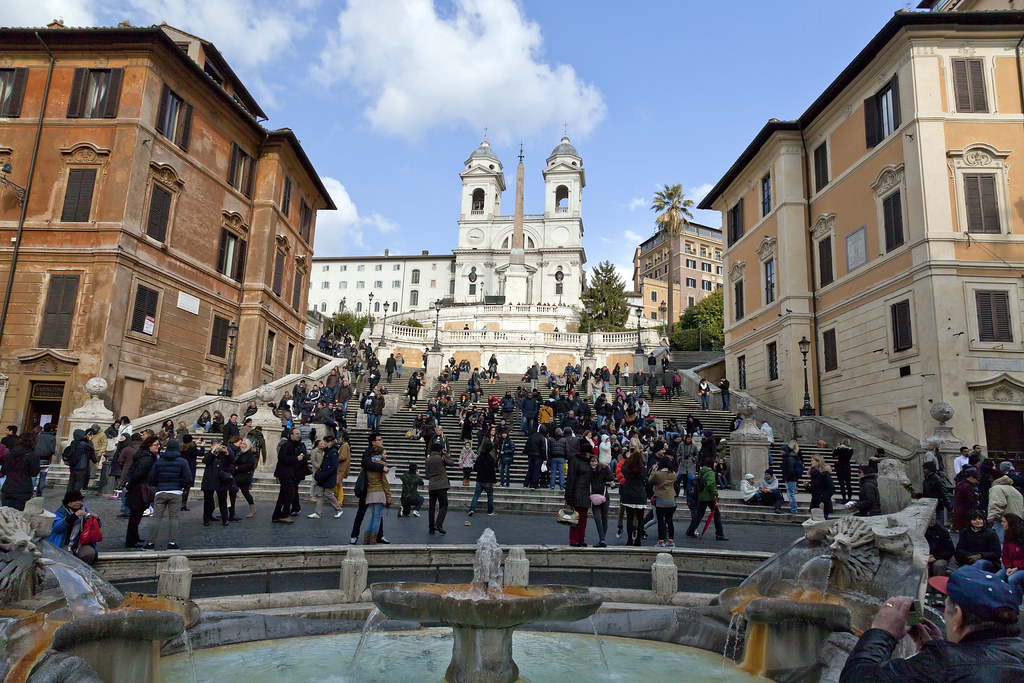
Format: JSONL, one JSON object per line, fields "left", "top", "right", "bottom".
{"left": 595, "top": 541, "right": 607, "bottom": 548}
{"left": 307, "top": 512, "right": 321, "bottom": 519}
{"left": 488, "top": 511, "right": 497, "bottom": 516}
{"left": 716, "top": 536, "right": 729, "bottom": 541}
{"left": 378, "top": 537, "right": 390, "bottom": 544}
{"left": 615, "top": 529, "right": 622, "bottom": 539}
{"left": 412, "top": 510, "right": 420, "bottom": 517}
{"left": 657, "top": 540, "right": 665, "bottom": 547}
{"left": 468, "top": 510, "right": 474, "bottom": 517}
{"left": 334, "top": 510, "right": 345, "bottom": 518}
{"left": 143, "top": 542, "right": 155, "bottom": 550}
{"left": 350, "top": 536, "right": 358, "bottom": 544}
{"left": 167, "top": 542, "right": 180, "bottom": 550}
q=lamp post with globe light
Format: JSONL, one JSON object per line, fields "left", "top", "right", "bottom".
{"left": 431, "top": 299, "right": 443, "bottom": 352}
{"left": 798, "top": 335, "right": 815, "bottom": 416}
{"left": 635, "top": 307, "right": 644, "bottom": 354}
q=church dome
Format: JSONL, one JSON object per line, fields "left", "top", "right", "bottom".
{"left": 466, "top": 139, "right": 500, "bottom": 164}
{"left": 548, "top": 135, "right": 579, "bottom": 159}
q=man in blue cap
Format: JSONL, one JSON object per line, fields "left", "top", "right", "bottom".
{"left": 840, "top": 564, "right": 1024, "bottom": 681}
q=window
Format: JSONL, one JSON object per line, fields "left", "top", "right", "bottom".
{"left": 321, "top": 282, "right": 330, "bottom": 289}
{"left": 737, "top": 356, "right": 747, "bottom": 390}
{"left": 356, "top": 302, "right": 362, "bottom": 312}
{"left": 430, "top": 279, "right": 436, "bottom": 288}
{"left": 281, "top": 177, "right": 292, "bottom": 217}
{"left": 155, "top": 84, "right": 193, "bottom": 150}
{"left": 449, "top": 280, "right": 455, "bottom": 295}
{"left": 450, "top": 262, "right": 457, "bottom": 273}
{"left": 701, "top": 262, "right": 712, "bottom": 273}
{"left": 975, "top": 291, "right": 1012, "bottom": 342}
{"left": 883, "top": 191, "right": 904, "bottom": 252}
{"left": 716, "top": 266, "right": 723, "bottom": 275}
{"left": 66, "top": 68, "right": 123, "bottom": 118}
{"left": 823, "top": 329, "right": 838, "bottom": 372}
{"left": 764, "top": 260, "right": 776, "bottom": 304}
{"left": 951, "top": 58, "right": 988, "bottom": 113}
{"left": 686, "top": 277, "right": 697, "bottom": 288}
{"left": 865, "top": 75, "right": 900, "bottom": 148}
{"left": 727, "top": 199, "right": 744, "bottom": 246}
{"left": 292, "top": 272, "right": 303, "bottom": 311}
{"left": 555, "top": 282, "right": 564, "bottom": 295}
{"left": 39, "top": 274, "right": 79, "bottom": 348}
{"left": 209, "top": 315, "right": 230, "bottom": 358}
{"left": 227, "top": 143, "right": 255, "bottom": 198}
{"left": 130, "top": 284, "right": 159, "bottom": 336}
{"left": 471, "top": 188, "right": 485, "bottom": 213}
{"left": 356, "top": 281, "right": 365, "bottom": 289}
{"left": 264, "top": 330, "right": 275, "bottom": 366}
{"left": 272, "top": 251, "right": 285, "bottom": 296}
{"left": 374, "top": 264, "right": 382, "bottom": 271}
{"left": 890, "top": 299, "right": 913, "bottom": 352}
{"left": 0, "top": 68, "right": 28, "bottom": 117}
{"left": 374, "top": 302, "right": 380, "bottom": 312}
{"left": 374, "top": 280, "right": 383, "bottom": 288}
{"left": 60, "top": 168, "right": 97, "bottom": 222}
{"left": 431, "top": 263, "right": 437, "bottom": 270}
{"left": 340, "top": 265, "right": 347, "bottom": 272}
{"left": 813, "top": 142, "right": 829, "bottom": 192}
{"left": 145, "top": 185, "right": 172, "bottom": 242}
{"left": 818, "top": 236, "right": 834, "bottom": 287}
{"left": 469, "top": 284, "right": 476, "bottom": 295}
{"left": 761, "top": 174, "right": 772, "bottom": 216}
{"left": 688, "top": 296, "right": 695, "bottom": 307}
{"left": 286, "top": 343, "right": 294, "bottom": 374}
{"left": 299, "top": 200, "right": 312, "bottom": 243}
{"left": 767, "top": 342, "right": 779, "bottom": 382}
{"left": 395, "top": 264, "right": 402, "bottom": 271}
{"left": 357, "top": 265, "right": 365, "bottom": 271}
{"left": 650, "top": 290, "right": 658, "bottom": 302}
{"left": 964, "top": 174, "right": 1000, "bottom": 234}
{"left": 339, "top": 281, "right": 348, "bottom": 289}
{"left": 216, "top": 230, "right": 246, "bottom": 281}
{"left": 392, "top": 280, "right": 401, "bottom": 288}
{"left": 702, "top": 280, "right": 712, "bottom": 291}
{"left": 734, "top": 281, "right": 745, "bottom": 320}
{"left": 322, "top": 265, "right": 329, "bottom": 272}
{"left": 410, "top": 290, "right": 419, "bottom": 307}
{"left": 319, "top": 301, "right": 325, "bottom": 310}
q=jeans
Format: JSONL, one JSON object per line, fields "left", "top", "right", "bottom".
{"left": 656, "top": 504, "right": 676, "bottom": 541}
{"left": 687, "top": 500, "right": 724, "bottom": 538}
{"left": 499, "top": 458, "right": 513, "bottom": 487}
{"left": 786, "top": 480, "right": 799, "bottom": 514}
{"left": 592, "top": 502, "right": 609, "bottom": 543}
{"left": 400, "top": 495, "right": 423, "bottom": 516}
{"left": 367, "top": 414, "right": 381, "bottom": 431}
{"left": 34, "top": 468, "right": 48, "bottom": 496}
{"left": 699, "top": 394, "right": 710, "bottom": 410}
{"left": 721, "top": 394, "right": 730, "bottom": 410}
{"left": 549, "top": 458, "right": 566, "bottom": 489}
{"left": 350, "top": 498, "right": 385, "bottom": 541}
{"left": 994, "top": 523, "right": 1005, "bottom": 544}
{"left": 366, "top": 502, "right": 384, "bottom": 534}
{"left": 148, "top": 492, "right": 181, "bottom": 545}
{"left": 995, "top": 567, "right": 1024, "bottom": 593}
{"left": 469, "top": 482, "right": 494, "bottom": 513}
{"left": 429, "top": 489, "right": 449, "bottom": 531}
{"left": 526, "top": 457, "right": 543, "bottom": 488}
{"left": 837, "top": 472, "right": 853, "bottom": 502}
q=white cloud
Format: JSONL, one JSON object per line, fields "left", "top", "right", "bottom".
{"left": 624, "top": 230, "right": 644, "bottom": 244}
{"left": 687, "top": 182, "right": 714, "bottom": 203}
{"left": 313, "top": 176, "right": 399, "bottom": 256}
{"left": 2, "top": 1, "right": 98, "bottom": 27}
{"left": 315, "top": 0, "right": 605, "bottom": 140}
{"left": 614, "top": 263, "right": 634, "bottom": 289}
{"left": 628, "top": 197, "right": 646, "bottom": 211}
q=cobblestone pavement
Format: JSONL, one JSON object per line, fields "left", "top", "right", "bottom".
{"left": 45, "top": 489, "right": 801, "bottom": 553}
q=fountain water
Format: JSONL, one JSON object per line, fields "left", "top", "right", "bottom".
{"left": 588, "top": 615, "right": 609, "bottom": 673}
{"left": 39, "top": 559, "right": 107, "bottom": 619}
{"left": 350, "top": 607, "right": 386, "bottom": 671}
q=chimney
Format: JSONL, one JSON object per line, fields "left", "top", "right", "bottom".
{"left": 422, "top": 250, "right": 429, "bottom": 255}
{"left": 384, "top": 248, "right": 389, "bottom": 256}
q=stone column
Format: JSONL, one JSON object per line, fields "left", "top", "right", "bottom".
{"left": 651, "top": 553, "right": 678, "bottom": 603}
{"left": 503, "top": 547, "right": 529, "bottom": 587}
{"left": 340, "top": 548, "right": 368, "bottom": 602}
{"left": 157, "top": 555, "right": 193, "bottom": 599}
{"left": 727, "top": 397, "right": 770, "bottom": 488}
{"left": 64, "top": 377, "right": 115, "bottom": 453}
{"left": 922, "top": 402, "right": 966, "bottom": 476}
{"left": 252, "top": 383, "right": 283, "bottom": 473}
{"left": 423, "top": 351, "right": 444, "bottom": 396}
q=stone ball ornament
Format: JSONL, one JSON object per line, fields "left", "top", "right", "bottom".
{"left": 256, "top": 383, "right": 277, "bottom": 403}
{"left": 929, "top": 402, "right": 954, "bottom": 425}
{"left": 735, "top": 396, "right": 757, "bottom": 419}
{"left": 85, "top": 377, "right": 108, "bottom": 399}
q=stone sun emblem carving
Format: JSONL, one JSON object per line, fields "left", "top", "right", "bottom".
{"left": 825, "top": 516, "right": 880, "bottom": 587}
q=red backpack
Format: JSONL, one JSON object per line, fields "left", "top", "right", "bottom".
{"left": 79, "top": 516, "right": 102, "bottom": 545}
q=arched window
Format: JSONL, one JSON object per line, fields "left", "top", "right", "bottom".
{"left": 356, "top": 302, "right": 362, "bottom": 312}
{"left": 449, "top": 279, "right": 455, "bottom": 295}
{"left": 374, "top": 301, "right": 380, "bottom": 312}
{"left": 338, "top": 300, "right": 345, "bottom": 312}
{"left": 555, "top": 185, "right": 569, "bottom": 213}
{"left": 392, "top": 301, "right": 399, "bottom": 312}
{"left": 411, "top": 269, "right": 420, "bottom": 284}
{"left": 410, "top": 290, "right": 419, "bottom": 307}
{"left": 320, "top": 302, "right": 327, "bottom": 312}
{"left": 471, "top": 188, "right": 485, "bottom": 214}
{"left": 501, "top": 236, "right": 510, "bottom": 249}
{"left": 527, "top": 236, "right": 535, "bottom": 248}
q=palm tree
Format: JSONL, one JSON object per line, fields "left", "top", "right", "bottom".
{"left": 650, "top": 184, "right": 694, "bottom": 336}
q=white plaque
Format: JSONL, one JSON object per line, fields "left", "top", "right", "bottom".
{"left": 143, "top": 315, "right": 155, "bottom": 335}
{"left": 177, "top": 291, "right": 200, "bottom": 315}
{"left": 846, "top": 226, "right": 868, "bottom": 273}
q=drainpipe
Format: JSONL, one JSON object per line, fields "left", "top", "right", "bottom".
{"left": 1015, "top": 33, "right": 1024, "bottom": 134}
{"left": 0, "top": 33, "right": 55, "bottom": 344}
{"left": 799, "top": 125, "right": 823, "bottom": 417}
{"left": 234, "top": 131, "right": 268, "bottom": 387}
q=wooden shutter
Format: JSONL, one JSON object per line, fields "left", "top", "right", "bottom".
{"left": 39, "top": 274, "right": 79, "bottom": 348}
{"left": 155, "top": 83, "right": 170, "bottom": 135}
{"left": 228, "top": 143, "right": 239, "bottom": 188}
{"left": 734, "top": 281, "right": 744, "bottom": 320}
{"left": 889, "top": 75, "right": 900, "bottom": 130}
{"left": 818, "top": 236, "right": 833, "bottom": 287}
{"left": 864, "top": 94, "right": 880, "bottom": 148}
{"left": 234, "top": 239, "right": 247, "bottom": 282}
{"left": 964, "top": 174, "right": 999, "bottom": 234}
{"left": 146, "top": 185, "right": 172, "bottom": 241}
{"left": 883, "top": 191, "right": 903, "bottom": 251}
{"left": 272, "top": 251, "right": 285, "bottom": 296}
{"left": 813, "top": 142, "right": 828, "bottom": 192}
{"left": 66, "top": 68, "right": 87, "bottom": 117}
{"left": 209, "top": 315, "right": 229, "bottom": 357}
{"left": 131, "top": 284, "right": 158, "bottom": 334}
{"left": 178, "top": 102, "right": 193, "bottom": 151}
{"left": 891, "top": 300, "right": 912, "bottom": 352}
{"left": 216, "top": 230, "right": 229, "bottom": 275}
{"left": 976, "top": 291, "right": 1012, "bottom": 342}
{"left": 823, "top": 329, "right": 838, "bottom": 372}
{"left": 3, "top": 68, "right": 28, "bottom": 117}
{"left": 967, "top": 60, "right": 987, "bottom": 113}
{"left": 102, "top": 68, "right": 123, "bottom": 118}
{"left": 243, "top": 157, "right": 255, "bottom": 199}
{"left": 952, "top": 59, "right": 972, "bottom": 112}
{"left": 292, "top": 272, "right": 303, "bottom": 311}
{"left": 282, "top": 177, "right": 291, "bottom": 217}
{"left": 952, "top": 59, "right": 988, "bottom": 113}
{"left": 60, "top": 168, "right": 97, "bottom": 222}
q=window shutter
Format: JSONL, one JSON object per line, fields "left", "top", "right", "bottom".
{"left": 234, "top": 239, "right": 247, "bottom": 282}
{"left": 736, "top": 198, "right": 744, "bottom": 237}
{"left": 292, "top": 272, "right": 303, "bottom": 311}
{"left": 39, "top": 275, "right": 79, "bottom": 348}
{"left": 131, "top": 284, "right": 158, "bottom": 334}
{"left": 818, "top": 236, "right": 833, "bottom": 287}
{"left": 813, "top": 142, "right": 828, "bottom": 192}
{"left": 883, "top": 191, "right": 903, "bottom": 251}
{"left": 967, "top": 59, "right": 987, "bottom": 113}
{"left": 282, "top": 177, "right": 291, "bottom": 217}
{"left": 976, "top": 291, "right": 996, "bottom": 341}
{"left": 216, "top": 230, "right": 229, "bottom": 275}
{"left": 209, "top": 315, "right": 229, "bottom": 357}
{"left": 155, "top": 83, "right": 170, "bottom": 135}
{"left": 146, "top": 185, "right": 172, "bottom": 241}
{"left": 179, "top": 102, "right": 193, "bottom": 151}
{"left": 823, "top": 329, "right": 838, "bottom": 372}
{"left": 891, "top": 300, "right": 912, "bottom": 352}
{"left": 734, "top": 281, "right": 744, "bottom": 320}
{"left": 244, "top": 158, "right": 255, "bottom": 199}
{"left": 273, "top": 251, "right": 285, "bottom": 296}
{"left": 992, "top": 291, "right": 1012, "bottom": 342}
{"left": 952, "top": 59, "right": 972, "bottom": 112}
{"left": 228, "top": 143, "right": 239, "bottom": 187}
{"left": 61, "top": 168, "right": 96, "bottom": 222}
{"left": 3, "top": 68, "right": 28, "bottom": 117}
{"left": 978, "top": 174, "right": 999, "bottom": 233}
{"left": 864, "top": 95, "right": 880, "bottom": 147}
{"left": 60, "top": 170, "right": 84, "bottom": 221}
{"left": 889, "top": 74, "right": 901, "bottom": 129}
{"left": 964, "top": 175, "right": 983, "bottom": 232}
{"left": 66, "top": 68, "right": 87, "bottom": 117}
{"left": 102, "top": 68, "right": 123, "bottom": 118}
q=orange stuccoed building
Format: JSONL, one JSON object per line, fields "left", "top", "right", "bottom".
{"left": 0, "top": 23, "right": 335, "bottom": 431}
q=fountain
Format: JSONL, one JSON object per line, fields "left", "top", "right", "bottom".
{"left": 370, "top": 529, "right": 603, "bottom": 683}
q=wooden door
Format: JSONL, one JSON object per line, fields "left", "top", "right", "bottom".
{"left": 983, "top": 409, "right": 1024, "bottom": 459}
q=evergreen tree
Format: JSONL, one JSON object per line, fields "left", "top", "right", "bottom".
{"left": 580, "top": 261, "right": 630, "bottom": 331}
{"left": 670, "top": 290, "right": 724, "bottom": 349}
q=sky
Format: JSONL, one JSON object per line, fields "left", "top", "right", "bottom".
{"left": 6, "top": 0, "right": 915, "bottom": 283}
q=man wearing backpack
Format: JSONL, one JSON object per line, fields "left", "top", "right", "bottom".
{"left": 65, "top": 429, "right": 98, "bottom": 496}
{"left": 781, "top": 445, "right": 803, "bottom": 514}
{"left": 685, "top": 456, "right": 727, "bottom": 541}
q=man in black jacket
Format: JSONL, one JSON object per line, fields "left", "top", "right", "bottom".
{"left": 921, "top": 461, "right": 951, "bottom": 525}
{"left": 222, "top": 414, "right": 241, "bottom": 441}
{"left": 839, "top": 565, "right": 1024, "bottom": 682}
{"left": 846, "top": 464, "right": 880, "bottom": 517}
{"left": 925, "top": 521, "right": 954, "bottom": 578}
{"left": 523, "top": 425, "right": 548, "bottom": 490}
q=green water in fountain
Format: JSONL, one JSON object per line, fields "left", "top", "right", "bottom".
{"left": 161, "top": 629, "right": 764, "bottom": 682}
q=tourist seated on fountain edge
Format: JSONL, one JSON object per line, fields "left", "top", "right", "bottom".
{"left": 838, "top": 564, "right": 1024, "bottom": 681}
{"left": 48, "top": 490, "right": 101, "bottom": 566}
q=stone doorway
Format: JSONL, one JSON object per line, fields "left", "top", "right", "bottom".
{"left": 25, "top": 381, "right": 65, "bottom": 431}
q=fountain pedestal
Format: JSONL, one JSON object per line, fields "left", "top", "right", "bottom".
{"left": 449, "top": 626, "right": 518, "bottom": 683}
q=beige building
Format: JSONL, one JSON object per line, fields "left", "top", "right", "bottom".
{"left": 700, "top": 9, "right": 1024, "bottom": 459}
{"left": 632, "top": 222, "right": 723, "bottom": 323}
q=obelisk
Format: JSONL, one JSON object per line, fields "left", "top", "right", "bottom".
{"left": 504, "top": 146, "right": 530, "bottom": 303}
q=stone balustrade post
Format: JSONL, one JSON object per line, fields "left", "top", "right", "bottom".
{"left": 651, "top": 553, "right": 678, "bottom": 604}
{"left": 156, "top": 555, "right": 193, "bottom": 599}
{"left": 340, "top": 548, "right": 368, "bottom": 602}
{"left": 503, "top": 547, "right": 529, "bottom": 587}
{"left": 727, "top": 397, "right": 771, "bottom": 488}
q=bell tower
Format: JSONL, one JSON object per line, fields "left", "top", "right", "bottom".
{"left": 542, "top": 135, "right": 585, "bottom": 218}
{"left": 459, "top": 139, "right": 505, "bottom": 220}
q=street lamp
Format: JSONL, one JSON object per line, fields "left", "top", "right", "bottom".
{"left": 379, "top": 301, "right": 390, "bottom": 348}
{"left": 431, "top": 299, "right": 443, "bottom": 352}
{"left": 634, "top": 307, "right": 644, "bottom": 354}
{"left": 479, "top": 278, "right": 485, "bottom": 304}
{"left": 584, "top": 304, "right": 593, "bottom": 357}
{"left": 217, "top": 321, "right": 239, "bottom": 396}
{"left": 798, "top": 335, "right": 815, "bottom": 416}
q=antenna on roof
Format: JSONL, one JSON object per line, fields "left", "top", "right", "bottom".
{"left": 483, "top": 126, "right": 488, "bottom": 141}
{"left": 518, "top": 143, "right": 524, "bottom": 163}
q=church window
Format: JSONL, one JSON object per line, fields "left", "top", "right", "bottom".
{"left": 469, "top": 284, "right": 476, "bottom": 295}
{"left": 410, "top": 290, "right": 419, "bottom": 307}
{"left": 471, "top": 189, "right": 485, "bottom": 214}
{"left": 450, "top": 262, "right": 456, "bottom": 273}
{"left": 527, "top": 236, "right": 535, "bottom": 248}
{"left": 555, "top": 282, "right": 563, "bottom": 295}
{"left": 356, "top": 302, "right": 362, "bottom": 312}
{"left": 502, "top": 237, "right": 510, "bottom": 249}
{"left": 430, "top": 280, "right": 436, "bottom": 287}
{"left": 411, "top": 269, "right": 421, "bottom": 284}
{"left": 449, "top": 279, "right": 455, "bottom": 295}
{"left": 555, "top": 185, "right": 569, "bottom": 213}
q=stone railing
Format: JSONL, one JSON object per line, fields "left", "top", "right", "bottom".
{"left": 382, "top": 325, "right": 659, "bottom": 350}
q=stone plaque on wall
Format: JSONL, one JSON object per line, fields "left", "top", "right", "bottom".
{"left": 979, "top": 357, "right": 1022, "bottom": 372}
{"left": 846, "top": 226, "right": 868, "bottom": 272}
{"left": 176, "top": 291, "right": 200, "bottom": 315}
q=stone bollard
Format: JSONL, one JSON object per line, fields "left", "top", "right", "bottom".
{"left": 503, "top": 547, "right": 530, "bottom": 587}
{"left": 156, "top": 555, "right": 193, "bottom": 599}
{"left": 340, "top": 547, "right": 368, "bottom": 602}
{"left": 651, "top": 553, "right": 678, "bottom": 604}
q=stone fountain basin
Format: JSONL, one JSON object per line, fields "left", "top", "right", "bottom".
{"left": 370, "top": 583, "right": 602, "bottom": 629}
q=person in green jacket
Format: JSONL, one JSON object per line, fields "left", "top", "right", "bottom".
{"left": 399, "top": 462, "right": 425, "bottom": 517}
{"left": 685, "top": 456, "right": 728, "bottom": 541}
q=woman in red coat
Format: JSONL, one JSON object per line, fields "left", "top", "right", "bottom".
{"left": 951, "top": 468, "right": 980, "bottom": 532}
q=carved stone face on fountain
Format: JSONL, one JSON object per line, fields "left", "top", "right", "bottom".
{"left": 825, "top": 517, "right": 880, "bottom": 588}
